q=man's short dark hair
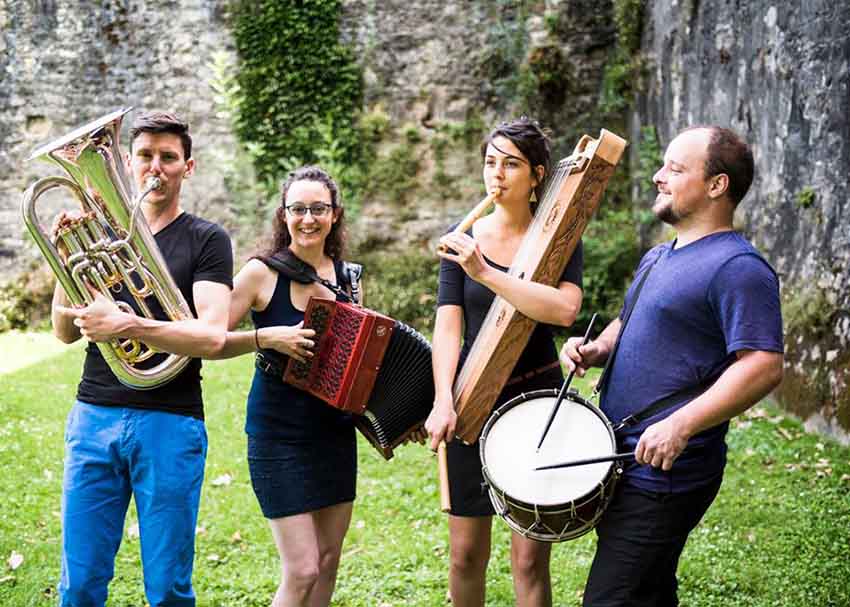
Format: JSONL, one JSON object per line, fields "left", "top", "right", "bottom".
{"left": 129, "top": 111, "right": 192, "bottom": 160}
{"left": 686, "top": 126, "right": 754, "bottom": 206}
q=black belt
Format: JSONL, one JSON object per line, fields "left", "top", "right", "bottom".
{"left": 255, "top": 351, "right": 285, "bottom": 376}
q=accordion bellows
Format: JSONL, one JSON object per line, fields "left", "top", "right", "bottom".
{"left": 285, "top": 297, "right": 434, "bottom": 459}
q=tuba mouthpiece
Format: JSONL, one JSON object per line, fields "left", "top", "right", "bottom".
{"left": 145, "top": 176, "right": 162, "bottom": 192}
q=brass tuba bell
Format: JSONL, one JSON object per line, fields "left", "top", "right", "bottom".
{"left": 21, "top": 107, "right": 194, "bottom": 389}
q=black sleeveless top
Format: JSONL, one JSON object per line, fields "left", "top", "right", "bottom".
{"left": 245, "top": 262, "right": 355, "bottom": 439}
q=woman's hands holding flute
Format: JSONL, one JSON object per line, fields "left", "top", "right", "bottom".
{"left": 437, "top": 232, "right": 490, "bottom": 281}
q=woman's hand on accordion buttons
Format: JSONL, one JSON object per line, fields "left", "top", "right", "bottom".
{"left": 425, "top": 395, "right": 457, "bottom": 452}
{"left": 437, "top": 232, "right": 489, "bottom": 282}
{"left": 257, "top": 322, "right": 316, "bottom": 363}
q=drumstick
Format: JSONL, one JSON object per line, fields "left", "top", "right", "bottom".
{"left": 535, "top": 443, "right": 706, "bottom": 471}
{"left": 436, "top": 190, "right": 501, "bottom": 253}
{"left": 536, "top": 313, "right": 598, "bottom": 451}
{"left": 534, "top": 452, "right": 635, "bottom": 471}
{"left": 437, "top": 440, "right": 451, "bottom": 512}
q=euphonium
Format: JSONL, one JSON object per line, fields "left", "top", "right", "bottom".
{"left": 21, "top": 107, "right": 193, "bottom": 389}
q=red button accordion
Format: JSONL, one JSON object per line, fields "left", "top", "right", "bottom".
{"left": 284, "top": 297, "right": 434, "bottom": 459}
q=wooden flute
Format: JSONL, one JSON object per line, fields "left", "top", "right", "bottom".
{"left": 436, "top": 190, "right": 501, "bottom": 253}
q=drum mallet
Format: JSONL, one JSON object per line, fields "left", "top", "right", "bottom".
{"left": 534, "top": 452, "right": 635, "bottom": 471}
{"left": 536, "top": 313, "right": 597, "bottom": 451}
{"left": 535, "top": 444, "right": 706, "bottom": 471}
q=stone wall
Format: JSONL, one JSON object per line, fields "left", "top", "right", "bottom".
{"left": 1, "top": 0, "right": 617, "bottom": 276}
{"left": 635, "top": 1, "right": 850, "bottom": 441}
{"left": 0, "top": 0, "right": 237, "bottom": 277}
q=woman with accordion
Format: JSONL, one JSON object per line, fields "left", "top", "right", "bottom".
{"left": 425, "top": 118, "right": 584, "bottom": 607}
{"left": 211, "top": 166, "right": 361, "bottom": 607}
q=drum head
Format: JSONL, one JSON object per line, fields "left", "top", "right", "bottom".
{"left": 481, "top": 392, "right": 615, "bottom": 507}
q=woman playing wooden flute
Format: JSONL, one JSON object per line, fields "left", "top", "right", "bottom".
{"left": 425, "top": 117, "right": 584, "bottom": 607}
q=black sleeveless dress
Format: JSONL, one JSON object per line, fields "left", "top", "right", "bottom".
{"left": 245, "top": 267, "right": 357, "bottom": 519}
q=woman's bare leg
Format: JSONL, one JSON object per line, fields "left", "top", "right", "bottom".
{"left": 308, "top": 501, "right": 354, "bottom": 607}
{"left": 511, "top": 531, "right": 552, "bottom": 607}
{"left": 268, "top": 512, "right": 321, "bottom": 607}
{"left": 447, "top": 515, "right": 493, "bottom": 607}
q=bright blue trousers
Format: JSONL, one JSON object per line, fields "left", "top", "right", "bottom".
{"left": 59, "top": 401, "right": 207, "bottom": 607}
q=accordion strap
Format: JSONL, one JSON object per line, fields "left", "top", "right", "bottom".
{"left": 257, "top": 250, "right": 361, "bottom": 304}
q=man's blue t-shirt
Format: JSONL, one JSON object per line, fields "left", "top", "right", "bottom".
{"left": 601, "top": 231, "right": 783, "bottom": 493}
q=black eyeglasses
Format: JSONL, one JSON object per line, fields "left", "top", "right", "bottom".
{"left": 285, "top": 203, "right": 334, "bottom": 217}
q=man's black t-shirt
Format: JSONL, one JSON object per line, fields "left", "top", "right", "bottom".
{"left": 76, "top": 213, "right": 233, "bottom": 420}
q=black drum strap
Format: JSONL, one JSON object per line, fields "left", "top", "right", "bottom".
{"left": 591, "top": 251, "right": 721, "bottom": 433}
{"left": 594, "top": 254, "right": 662, "bottom": 398}
{"left": 611, "top": 376, "right": 719, "bottom": 433}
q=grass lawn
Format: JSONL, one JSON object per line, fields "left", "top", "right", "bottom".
{"left": 0, "top": 331, "right": 848, "bottom": 606}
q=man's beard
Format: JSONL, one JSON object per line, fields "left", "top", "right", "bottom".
{"left": 653, "top": 197, "right": 680, "bottom": 225}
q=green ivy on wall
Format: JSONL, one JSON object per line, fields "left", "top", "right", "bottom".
{"left": 600, "top": 0, "right": 646, "bottom": 114}
{"left": 231, "top": 0, "right": 363, "bottom": 182}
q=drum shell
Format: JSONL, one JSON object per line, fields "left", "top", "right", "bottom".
{"left": 479, "top": 389, "right": 621, "bottom": 543}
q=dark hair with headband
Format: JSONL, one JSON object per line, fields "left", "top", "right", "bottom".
{"left": 480, "top": 117, "right": 552, "bottom": 202}
{"left": 265, "top": 165, "right": 347, "bottom": 259}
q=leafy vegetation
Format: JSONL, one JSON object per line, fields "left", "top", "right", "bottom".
{"left": 599, "top": 0, "right": 646, "bottom": 115}
{"left": 357, "top": 249, "right": 440, "bottom": 333}
{"left": 0, "top": 264, "right": 53, "bottom": 333}
{"left": 229, "top": 0, "right": 363, "bottom": 183}
{"left": 1, "top": 333, "right": 848, "bottom": 605}
{"left": 795, "top": 186, "right": 816, "bottom": 209}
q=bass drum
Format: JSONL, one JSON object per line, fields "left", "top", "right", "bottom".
{"left": 479, "top": 389, "right": 620, "bottom": 542}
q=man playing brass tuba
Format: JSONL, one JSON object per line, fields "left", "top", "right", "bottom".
{"left": 50, "top": 112, "right": 233, "bottom": 606}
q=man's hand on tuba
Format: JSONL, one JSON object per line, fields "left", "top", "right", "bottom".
{"left": 55, "top": 292, "right": 131, "bottom": 343}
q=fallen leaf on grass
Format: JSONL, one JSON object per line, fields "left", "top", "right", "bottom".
{"left": 0, "top": 574, "right": 14, "bottom": 584}
{"left": 7, "top": 551, "right": 23, "bottom": 570}
{"left": 207, "top": 554, "right": 220, "bottom": 562}
{"left": 840, "top": 474, "right": 850, "bottom": 483}
{"left": 230, "top": 531, "right": 242, "bottom": 544}
{"left": 776, "top": 427, "right": 794, "bottom": 441}
{"left": 127, "top": 523, "right": 139, "bottom": 539}
{"left": 211, "top": 474, "right": 233, "bottom": 487}
{"left": 744, "top": 406, "right": 768, "bottom": 419}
